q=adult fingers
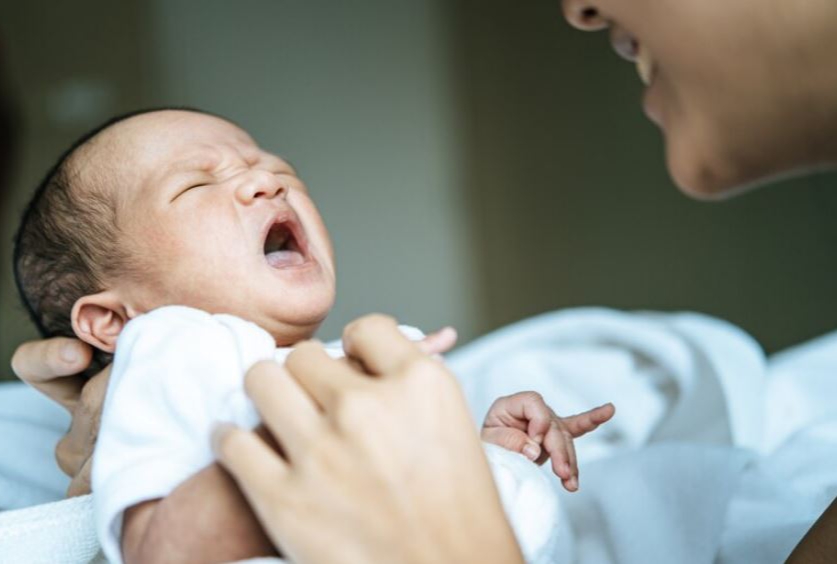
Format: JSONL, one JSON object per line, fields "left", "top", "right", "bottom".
{"left": 11, "top": 338, "right": 93, "bottom": 410}
{"left": 66, "top": 457, "right": 92, "bottom": 497}
{"left": 55, "top": 366, "right": 111, "bottom": 477}
{"left": 284, "top": 341, "right": 363, "bottom": 412}
{"left": 481, "top": 427, "right": 542, "bottom": 462}
{"left": 341, "top": 314, "right": 422, "bottom": 376}
{"left": 563, "top": 403, "right": 616, "bottom": 438}
{"left": 244, "top": 361, "right": 324, "bottom": 459}
{"left": 213, "top": 424, "right": 289, "bottom": 500}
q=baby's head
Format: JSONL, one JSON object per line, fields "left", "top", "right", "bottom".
{"left": 15, "top": 109, "right": 336, "bottom": 372}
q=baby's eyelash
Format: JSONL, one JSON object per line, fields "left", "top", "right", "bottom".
{"left": 171, "top": 184, "right": 209, "bottom": 202}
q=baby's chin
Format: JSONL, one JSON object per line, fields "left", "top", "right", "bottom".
{"left": 267, "top": 319, "right": 325, "bottom": 347}
{"left": 259, "top": 300, "right": 335, "bottom": 346}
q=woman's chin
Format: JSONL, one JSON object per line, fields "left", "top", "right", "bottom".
{"left": 664, "top": 124, "right": 757, "bottom": 200}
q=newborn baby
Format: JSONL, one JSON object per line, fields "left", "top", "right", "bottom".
{"left": 13, "top": 109, "right": 613, "bottom": 563}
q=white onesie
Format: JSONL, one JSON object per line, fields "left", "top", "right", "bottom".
{"left": 92, "top": 306, "right": 558, "bottom": 563}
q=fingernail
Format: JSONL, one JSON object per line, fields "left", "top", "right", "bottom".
{"left": 533, "top": 434, "right": 544, "bottom": 443}
{"left": 523, "top": 443, "right": 540, "bottom": 461}
{"left": 61, "top": 344, "right": 80, "bottom": 364}
{"left": 568, "top": 476, "right": 578, "bottom": 491}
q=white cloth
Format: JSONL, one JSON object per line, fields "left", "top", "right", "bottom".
{"left": 92, "top": 305, "right": 556, "bottom": 564}
{"left": 446, "top": 307, "right": 837, "bottom": 563}
{"left": 3, "top": 307, "right": 837, "bottom": 563}
{"left": 0, "top": 495, "right": 104, "bottom": 564}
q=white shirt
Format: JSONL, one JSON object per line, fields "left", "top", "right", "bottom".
{"left": 92, "top": 306, "right": 557, "bottom": 563}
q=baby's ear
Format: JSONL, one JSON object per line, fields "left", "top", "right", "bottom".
{"left": 71, "top": 291, "right": 131, "bottom": 353}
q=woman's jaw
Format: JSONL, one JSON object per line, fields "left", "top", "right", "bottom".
{"left": 566, "top": 0, "right": 837, "bottom": 199}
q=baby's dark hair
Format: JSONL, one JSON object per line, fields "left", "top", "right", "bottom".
{"left": 13, "top": 106, "right": 212, "bottom": 376}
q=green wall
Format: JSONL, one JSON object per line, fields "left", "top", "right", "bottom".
{"left": 3, "top": 0, "right": 836, "bottom": 381}
{"left": 449, "top": 0, "right": 837, "bottom": 352}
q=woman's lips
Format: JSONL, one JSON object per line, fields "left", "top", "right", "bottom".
{"left": 610, "top": 27, "right": 662, "bottom": 127}
{"left": 636, "top": 45, "right": 656, "bottom": 87}
{"left": 609, "top": 27, "right": 657, "bottom": 87}
{"left": 642, "top": 81, "right": 664, "bottom": 127}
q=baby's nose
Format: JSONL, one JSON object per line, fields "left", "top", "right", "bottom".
{"left": 235, "top": 170, "right": 288, "bottom": 204}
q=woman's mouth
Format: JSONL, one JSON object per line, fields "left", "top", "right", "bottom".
{"left": 610, "top": 27, "right": 657, "bottom": 87}
{"left": 263, "top": 214, "right": 309, "bottom": 269}
{"left": 636, "top": 44, "right": 656, "bottom": 87}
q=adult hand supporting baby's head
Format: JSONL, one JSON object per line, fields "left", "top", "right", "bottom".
{"left": 214, "top": 314, "right": 524, "bottom": 564}
{"left": 12, "top": 337, "right": 109, "bottom": 496}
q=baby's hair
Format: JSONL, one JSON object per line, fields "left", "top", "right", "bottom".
{"left": 13, "top": 106, "right": 219, "bottom": 376}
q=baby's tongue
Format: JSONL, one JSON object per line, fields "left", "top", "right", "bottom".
{"left": 266, "top": 250, "right": 305, "bottom": 268}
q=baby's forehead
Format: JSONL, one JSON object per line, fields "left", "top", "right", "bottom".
{"left": 85, "top": 111, "right": 268, "bottom": 177}
{"left": 116, "top": 112, "right": 258, "bottom": 158}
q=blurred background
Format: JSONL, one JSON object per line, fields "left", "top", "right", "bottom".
{"left": 2, "top": 0, "right": 837, "bottom": 379}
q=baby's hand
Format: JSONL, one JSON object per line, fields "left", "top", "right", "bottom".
{"left": 416, "top": 326, "right": 458, "bottom": 358}
{"left": 481, "top": 392, "right": 615, "bottom": 492}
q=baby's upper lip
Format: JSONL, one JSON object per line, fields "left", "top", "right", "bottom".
{"left": 259, "top": 207, "right": 309, "bottom": 260}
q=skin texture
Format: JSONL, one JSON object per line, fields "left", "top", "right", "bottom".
{"left": 69, "top": 110, "right": 337, "bottom": 353}
{"left": 12, "top": 0, "right": 837, "bottom": 561}
{"left": 482, "top": 392, "right": 615, "bottom": 491}
{"left": 214, "top": 315, "right": 525, "bottom": 564}
{"left": 13, "top": 111, "right": 613, "bottom": 563}
{"left": 562, "top": 0, "right": 837, "bottom": 198}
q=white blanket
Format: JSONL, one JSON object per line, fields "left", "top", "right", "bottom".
{"left": 1, "top": 307, "right": 836, "bottom": 563}
{"left": 447, "top": 307, "right": 836, "bottom": 563}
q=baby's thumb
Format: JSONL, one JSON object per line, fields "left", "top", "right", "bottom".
{"left": 481, "top": 426, "right": 542, "bottom": 462}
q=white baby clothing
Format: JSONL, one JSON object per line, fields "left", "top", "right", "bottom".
{"left": 92, "top": 306, "right": 557, "bottom": 563}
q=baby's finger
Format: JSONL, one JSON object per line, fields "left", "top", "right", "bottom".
{"left": 481, "top": 426, "right": 542, "bottom": 462}
{"left": 563, "top": 403, "right": 616, "bottom": 438}
{"left": 564, "top": 428, "right": 579, "bottom": 491}
{"left": 542, "top": 422, "right": 578, "bottom": 491}
{"left": 416, "top": 327, "right": 458, "bottom": 357}
{"left": 484, "top": 392, "right": 553, "bottom": 438}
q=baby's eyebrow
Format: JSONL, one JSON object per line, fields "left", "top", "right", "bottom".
{"left": 260, "top": 153, "right": 297, "bottom": 174}
{"left": 171, "top": 152, "right": 222, "bottom": 172}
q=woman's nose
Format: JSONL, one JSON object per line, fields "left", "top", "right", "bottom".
{"left": 235, "top": 170, "right": 288, "bottom": 204}
{"left": 562, "top": 0, "right": 609, "bottom": 31}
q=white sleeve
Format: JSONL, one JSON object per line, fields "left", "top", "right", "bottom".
{"left": 92, "top": 306, "right": 275, "bottom": 564}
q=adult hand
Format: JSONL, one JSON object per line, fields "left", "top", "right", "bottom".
{"left": 214, "top": 314, "right": 524, "bottom": 564}
{"left": 11, "top": 337, "right": 109, "bottom": 496}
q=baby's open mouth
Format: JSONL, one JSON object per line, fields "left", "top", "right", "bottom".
{"left": 263, "top": 215, "right": 308, "bottom": 269}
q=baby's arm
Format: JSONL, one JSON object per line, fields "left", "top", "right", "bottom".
{"left": 123, "top": 466, "right": 273, "bottom": 563}
{"left": 122, "top": 459, "right": 275, "bottom": 564}
{"left": 119, "top": 325, "right": 457, "bottom": 563}
{"left": 482, "top": 392, "right": 615, "bottom": 491}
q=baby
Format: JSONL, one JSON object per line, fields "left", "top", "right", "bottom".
{"left": 13, "top": 109, "right": 614, "bottom": 563}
